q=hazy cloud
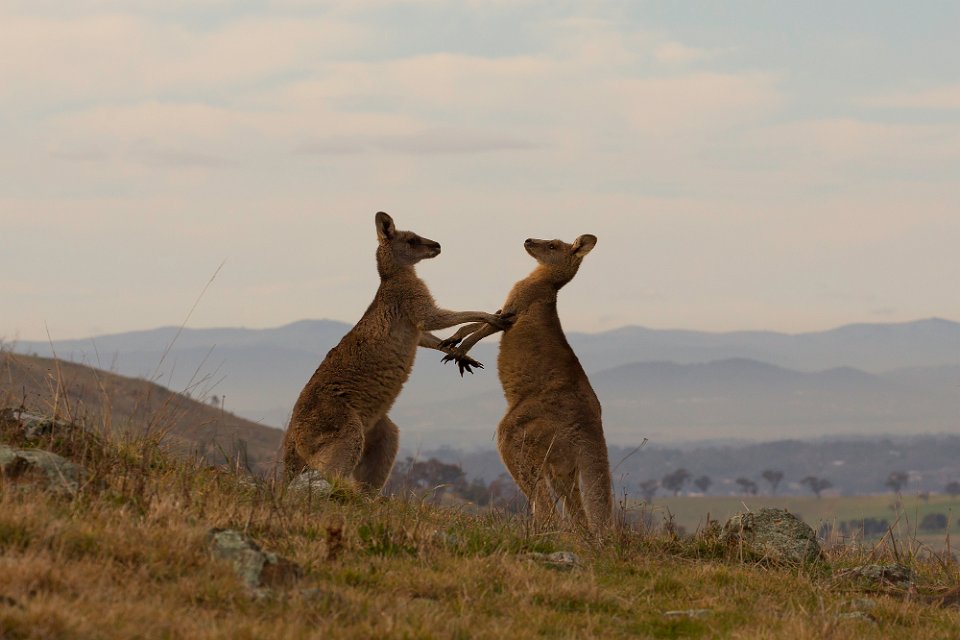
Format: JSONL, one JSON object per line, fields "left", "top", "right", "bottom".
{"left": 860, "top": 84, "right": 960, "bottom": 110}
{"left": 128, "top": 140, "right": 233, "bottom": 168}
{"left": 2, "top": 2, "right": 960, "bottom": 339}
{"left": 296, "top": 130, "right": 538, "bottom": 156}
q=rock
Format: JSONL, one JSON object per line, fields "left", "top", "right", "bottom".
{"left": 837, "top": 611, "right": 876, "bottom": 623}
{"left": 663, "top": 609, "right": 712, "bottom": 618}
{"left": 208, "top": 528, "right": 302, "bottom": 594}
{"left": 288, "top": 470, "right": 333, "bottom": 496}
{"left": 0, "top": 444, "right": 86, "bottom": 495}
{"left": 523, "top": 551, "right": 582, "bottom": 570}
{"left": 1, "top": 408, "right": 73, "bottom": 441}
{"left": 844, "top": 598, "right": 878, "bottom": 611}
{"left": 841, "top": 563, "right": 913, "bottom": 589}
{"left": 720, "top": 508, "right": 821, "bottom": 564}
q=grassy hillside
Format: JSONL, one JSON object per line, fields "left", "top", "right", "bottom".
{"left": 0, "top": 350, "right": 283, "bottom": 472}
{"left": 2, "top": 411, "right": 959, "bottom": 638}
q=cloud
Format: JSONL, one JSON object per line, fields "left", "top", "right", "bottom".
{"left": 653, "top": 42, "right": 718, "bottom": 64}
{"left": 129, "top": 140, "right": 232, "bottom": 168}
{"left": 0, "top": 12, "right": 372, "bottom": 106}
{"left": 860, "top": 84, "right": 960, "bottom": 110}
{"left": 297, "top": 129, "right": 539, "bottom": 156}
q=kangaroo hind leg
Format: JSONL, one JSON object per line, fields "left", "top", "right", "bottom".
{"left": 353, "top": 415, "right": 400, "bottom": 493}
{"left": 578, "top": 442, "right": 613, "bottom": 533}
{"left": 294, "top": 402, "right": 365, "bottom": 484}
{"left": 550, "top": 464, "right": 589, "bottom": 532}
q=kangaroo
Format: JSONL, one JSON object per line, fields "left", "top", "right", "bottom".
{"left": 282, "top": 212, "right": 508, "bottom": 492}
{"left": 442, "top": 235, "right": 612, "bottom": 532}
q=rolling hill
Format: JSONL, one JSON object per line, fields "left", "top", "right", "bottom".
{"left": 0, "top": 350, "right": 283, "bottom": 472}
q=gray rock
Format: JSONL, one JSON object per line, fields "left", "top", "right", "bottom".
{"left": 1, "top": 408, "right": 74, "bottom": 441}
{"left": 663, "top": 609, "right": 712, "bottom": 618}
{"left": 523, "top": 550, "right": 582, "bottom": 570}
{"left": 837, "top": 611, "right": 876, "bottom": 623}
{"left": 720, "top": 508, "right": 821, "bottom": 564}
{"left": 0, "top": 444, "right": 86, "bottom": 495}
{"left": 844, "top": 598, "right": 878, "bottom": 611}
{"left": 288, "top": 470, "right": 333, "bottom": 496}
{"left": 842, "top": 563, "right": 913, "bottom": 588}
{"left": 208, "top": 528, "right": 302, "bottom": 593}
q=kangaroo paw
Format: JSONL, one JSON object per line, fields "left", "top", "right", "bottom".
{"left": 442, "top": 352, "right": 484, "bottom": 376}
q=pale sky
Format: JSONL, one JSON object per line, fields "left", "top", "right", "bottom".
{"left": 3, "top": 1, "right": 959, "bottom": 342}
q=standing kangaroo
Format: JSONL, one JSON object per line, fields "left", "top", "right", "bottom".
{"left": 442, "top": 235, "right": 612, "bottom": 532}
{"left": 283, "top": 212, "right": 508, "bottom": 492}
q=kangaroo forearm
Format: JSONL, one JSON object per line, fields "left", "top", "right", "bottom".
{"left": 445, "top": 322, "right": 486, "bottom": 344}
{"left": 423, "top": 309, "right": 498, "bottom": 331}
{"left": 419, "top": 332, "right": 450, "bottom": 354}
{"left": 457, "top": 323, "right": 501, "bottom": 354}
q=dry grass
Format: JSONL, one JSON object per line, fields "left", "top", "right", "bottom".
{"left": 1, "top": 409, "right": 958, "bottom": 640}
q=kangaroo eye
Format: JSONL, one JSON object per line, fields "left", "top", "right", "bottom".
{"left": 548, "top": 243, "right": 556, "bottom": 250}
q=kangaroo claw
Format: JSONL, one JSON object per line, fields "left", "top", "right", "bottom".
{"left": 442, "top": 352, "right": 484, "bottom": 376}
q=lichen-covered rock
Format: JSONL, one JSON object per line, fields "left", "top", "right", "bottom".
{"left": 0, "top": 408, "right": 73, "bottom": 441}
{"left": 842, "top": 563, "right": 913, "bottom": 589}
{"left": 721, "top": 507, "right": 821, "bottom": 564}
{"left": 523, "top": 550, "right": 582, "bottom": 570}
{"left": 663, "top": 609, "right": 712, "bottom": 619}
{"left": 0, "top": 444, "right": 86, "bottom": 494}
{"left": 208, "top": 528, "right": 302, "bottom": 594}
{"left": 288, "top": 470, "right": 333, "bottom": 496}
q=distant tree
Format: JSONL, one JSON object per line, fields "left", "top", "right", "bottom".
{"left": 661, "top": 468, "right": 691, "bottom": 496}
{"left": 830, "top": 517, "right": 890, "bottom": 538}
{"left": 385, "top": 457, "right": 467, "bottom": 501}
{"left": 693, "top": 475, "right": 712, "bottom": 494}
{"left": 800, "top": 476, "right": 832, "bottom": 499}
{"left": 459, "top": 478, "right": 491, "bottom": 506}
{"left": 209, "top": 395, "right": 220, "bottom": 406}
{"left": 638, "top": 479, "right": 659, "bottom": 503}
{"left": 885, "top": 471, "right": 910, "bottom": 493}
{"left": 487, "top": 473, "right": 524, "bottom": 511}
{"left": 761, "top": 469, "right": 784, "bottom": 495}
{"left": 920, "top": 513, "right": 948, "bottom": 532}
{"left": 735, "top": 477, "right": 758, "bottom": 495}
{"left": 945, "top": 481, "right": 960, "bottom": 498}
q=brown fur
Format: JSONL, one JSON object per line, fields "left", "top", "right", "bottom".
{"left": 444, "top": 235, "right": 612, "bottom": 532}
{"left": 282, "top": 212, "right": 506, "bottom": 492}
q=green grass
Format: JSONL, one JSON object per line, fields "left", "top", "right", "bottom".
{"left": 1, "top": 415, "right": 959, "bottom": 639}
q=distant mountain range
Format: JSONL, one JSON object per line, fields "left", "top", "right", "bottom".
{"left": 13, "top": 318, "right": 960, "bottom": 448}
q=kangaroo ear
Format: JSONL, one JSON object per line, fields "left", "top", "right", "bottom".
{"left": 375, "top": 211, "right": 395, "bottom": 240}
{"left": 571, "top": 234, "right": 597, "bottom": 257}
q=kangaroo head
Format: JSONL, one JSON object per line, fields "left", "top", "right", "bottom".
{"left": 524, "top": 234, "right": 597, "bottom": 287}
{"left": 374, "top": 211, "right": 442, "bottom": 275}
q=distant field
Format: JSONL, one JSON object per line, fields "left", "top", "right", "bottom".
{"left": 643, "top": 494, "right": 960, "bottom": 551}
